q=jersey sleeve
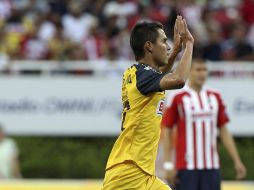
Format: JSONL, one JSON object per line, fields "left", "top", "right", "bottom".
{"left": 161, "top": 94, "right": 178, "bottom": 128}
{"left": 136, "top": 66, "right": 165, "bottom": 95}
{"left": 216, "top": 93, "right": 229, "bottom": 128}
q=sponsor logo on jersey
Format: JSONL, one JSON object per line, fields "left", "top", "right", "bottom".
{"left": 156, "top": 98, "right": 165, "bottom": 116}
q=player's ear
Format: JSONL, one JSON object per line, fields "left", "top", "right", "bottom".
{"left": 144, "top": 41, "right": 153, "bottom": 53}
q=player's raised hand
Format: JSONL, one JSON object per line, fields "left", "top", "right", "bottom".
{"left": 174, "top": 15, "right": 183, "bottom": 32}
{"left": 172, "top": 16, "right": 183, "bottom": 53}
{"left": 180, "top": 18, "right": 194, "bottom": 45}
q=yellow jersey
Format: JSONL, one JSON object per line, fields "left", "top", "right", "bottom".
{"left": 106, "top": 63, "right": 166, "bottom": 175}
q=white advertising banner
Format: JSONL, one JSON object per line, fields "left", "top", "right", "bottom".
{"left": 207, "top": 78, "right": 254, "bottom": 136}
{"left": 0, "top": 76, "right": 122, "bottom": 136}
{"left": 0, "top": 76, "right": 253, "bottom": 136}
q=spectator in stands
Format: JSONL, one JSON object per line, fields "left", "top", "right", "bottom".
{"left": 4, "top": 8, "right": 24, "bottom": 59}
{"left": 0, "top": 0, "right": 253, "bottom": 62}
{"left": 87, "top": 0, "right": 107, "bottom": 27}
{"left": 178, "top": 0, "right": 206, "bottom": 44}
{"left": 82, "top": 18, "right": 106, "bottom": 60}
{"left": 47, "top": 23, "right": 73, "bottom": 60}
{"left": 128, "top": 4, "right": 152, "bottom": 30}
{"left": 239, "top": 0, "right": 254, "bottom": 25}
{"left": 62, "top": 0, "right": 96, "bottom": 44}
{"left": 0, "top": 27, "right": 10, "bottom": 67}
{"left": 222, "top": 22, "right": 254, "bottom": 61}
{"left": 240, "top": 0, "right": 254, "bottom": 48}
{"left": 48, "top": 0, "right": 68, "bottom": 16}
{"left": 21, "top": 18, "right": 49, "bottom": 60}
{"left": 202, "top": 28, "right": 223, "bottom": 61}
{"left": 128, "top": 1, "right": 170, "bottom": 31}
{"left": 247, "top": 24, "right": 254, "bottom": 48}
{"left": 104, "top": 43, "right": 120, "bottom": 61}
{"left": 117, "top": 27, "right": 133, "bottom": 60}
{"left": 103, "top": 0, "right": 137, "bottom": 27}
{"left": 0, "top": 0, "right": 12, "bottom": 20}
{"left": 0, "top": 124, "right": 22, "bottom": 179}
{"left": 38, "top": 12, "right": 60, "bottom": 42}
{"left": 68, "top": 43, "right": 86, "bottom": 60}
{"left": 22, "top": 0, "right": 49, "bottom": 21}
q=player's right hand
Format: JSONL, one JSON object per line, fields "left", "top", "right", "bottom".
{"left": 235, "top": 160, "right": 247, "bottom": 179}
{"left": 176, "top": 16, "right": 194, "bottom": 45}
{"left": 165, "top": 169, "right": 178, "bottom": 187}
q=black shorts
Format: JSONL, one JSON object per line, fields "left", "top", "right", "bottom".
{"left": 175, "top": 169, "right": 221, "bottom": 190}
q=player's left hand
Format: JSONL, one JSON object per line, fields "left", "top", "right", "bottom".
{"left": 172, "top": 16, "right": 182, "bottom": 53}
{"left": 234, "top": 160, "right": 247, "bottom": 179}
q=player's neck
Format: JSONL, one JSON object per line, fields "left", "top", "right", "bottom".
{"left": 189, "top": 82, "right": 202, "bottom": 93}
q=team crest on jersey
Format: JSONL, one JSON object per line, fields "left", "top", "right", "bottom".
{"left": 144, "top": 66, "right": 152, "bottom": 70}
{"left": 156, "top": 98, "right": 165, "bottom": 116}
{"left": 143, "top": 65, "right": 162, "bottom": 74}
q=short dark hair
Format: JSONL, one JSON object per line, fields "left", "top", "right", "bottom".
{"left": 192, "top": 58, "right": 206, "bottom": 65}
{"left": 130, "top": 21, "right": 164, "bottom": 61}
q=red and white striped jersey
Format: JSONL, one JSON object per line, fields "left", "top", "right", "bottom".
{"left": 161, "top": 85, "right": 229, "bottom": 170}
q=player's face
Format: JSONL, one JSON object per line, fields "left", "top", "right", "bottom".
{"left": 190, "top": 62, "right": 208, "bottom": 87}
{"left": 152, "top": 29, "right": 170, "bottom": 67}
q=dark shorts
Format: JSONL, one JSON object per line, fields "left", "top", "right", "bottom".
{"left": 175, "top": 169, "right": 221, "bottom": 190}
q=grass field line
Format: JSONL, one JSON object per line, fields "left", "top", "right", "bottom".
{"left": 0, "top": 180, "right": 253, "bottom": 190}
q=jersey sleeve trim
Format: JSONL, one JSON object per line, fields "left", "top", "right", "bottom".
{"left": 135, "top": 64, "right": 165, "bottom": 95}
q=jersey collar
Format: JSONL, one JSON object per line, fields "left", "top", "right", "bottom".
{"left": 137, "top": 62, "right": 162, "bottom": 74}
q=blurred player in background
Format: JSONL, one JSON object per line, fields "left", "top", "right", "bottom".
{"left": 0, "top": 124, "right": 22, "bottom": 179}
{"left": 161, "top": 59, "right": 246, "bottom": 190}
{"left": 102, "top": 16, "right": 194, "bottom": 190}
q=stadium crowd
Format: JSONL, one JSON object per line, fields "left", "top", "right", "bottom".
{"left": 0, "top": 0, "right": 253, "bottom": 63}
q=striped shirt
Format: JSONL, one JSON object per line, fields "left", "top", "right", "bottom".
{"left": 161, "top": 85, "right": 229, "bottom": 170}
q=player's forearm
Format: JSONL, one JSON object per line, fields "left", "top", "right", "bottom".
{"left": 160, "top": 48, "right": 179, "bottom": 74}
{"left": 220, "top": 127, "right": 242, "bottom": 163}
{"left": 160, "top": 42, "right": 193, "bottom": 90}
{"left": 173, "top": 41, "right": 193, "bottom": 83}
{"left": 162, "top": 128, "right": 174, "bottom": 162}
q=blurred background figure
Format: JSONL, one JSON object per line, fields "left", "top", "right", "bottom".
{"left": 222, "top": 22, "right": 254, "bottom": 61}
{"left": 0, "top": 124, "right": 22, "bottom": 179}
{"left": 161, "top": 59, "right": 246, "bottom": 190}
{"left": 0, "top": 0, "right": 253, "bottom": 62}
{"left": 201, "top": 28, "right": 223, "bottom": 61}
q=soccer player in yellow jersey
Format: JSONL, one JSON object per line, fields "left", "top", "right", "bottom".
{"left": 102, "top": 16, "right": 194, "bottom": 190}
